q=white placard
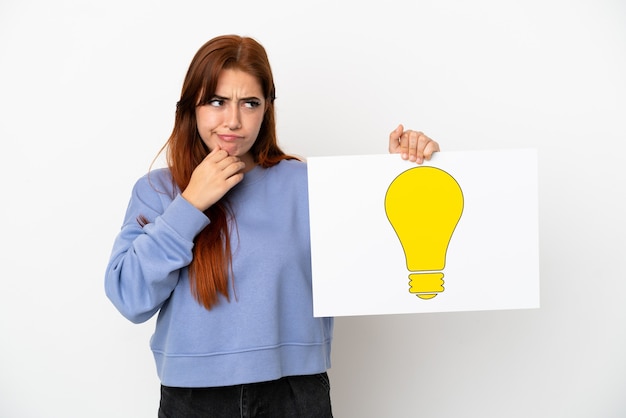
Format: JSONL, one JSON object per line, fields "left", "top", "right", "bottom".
{"left": 307, "top": 149, "right": 540, "bottom": 317}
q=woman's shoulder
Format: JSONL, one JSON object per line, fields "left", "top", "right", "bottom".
{"left": 265, "top": 158, "right": 306, "bottom": 182}
{"left": 132, "top": 167, "right": 177, "bottom": 196}
{"left": 275, "top": 157, "right": 307, "bottom": 173}
{"left": 267, "top": 159, "right": 309, "bottom": 191}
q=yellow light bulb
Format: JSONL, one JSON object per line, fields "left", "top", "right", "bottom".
{"left": 385, "top": 166, "right": 464, "bottom": 299}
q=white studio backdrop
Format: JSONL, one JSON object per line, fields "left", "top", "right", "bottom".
{"left": 1, "top": 0, "right": 625, "bottom": 417}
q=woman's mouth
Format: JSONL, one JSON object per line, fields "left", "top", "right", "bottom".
{"left": 217, "top": 134, "right": 241, "bottom": 142}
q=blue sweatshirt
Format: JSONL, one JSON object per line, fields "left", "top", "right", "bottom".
{"left": 105, "top": 160, "right": 333, "bottom": 387}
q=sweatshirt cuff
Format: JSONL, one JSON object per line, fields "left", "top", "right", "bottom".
{"left": 159, "top": 194, "right": 210, "bottom": 242}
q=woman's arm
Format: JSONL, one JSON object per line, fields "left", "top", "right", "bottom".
{"left": 104, "top": 174, "right": 210, "bottom": 323}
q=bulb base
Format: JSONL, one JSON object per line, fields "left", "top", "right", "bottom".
{"left": 409, "top": 272, "right": 444, "bottom": 299}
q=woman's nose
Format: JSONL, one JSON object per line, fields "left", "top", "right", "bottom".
{"left": 226, "top": 104, "right": 241, "bottom": 130}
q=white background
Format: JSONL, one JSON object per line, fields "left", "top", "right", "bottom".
{"left": 1, "top": 0, "right": 624, "bottom": 417}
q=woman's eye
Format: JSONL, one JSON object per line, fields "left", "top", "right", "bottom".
{"left": 244, "top": 100, "right": 261, "bottom": 109}
{"left": 208, "top": 99, "right": 224, "bottom": 107}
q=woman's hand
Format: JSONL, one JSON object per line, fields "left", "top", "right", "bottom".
{"left": 181, "top": 147, "right": 246, "bottom": 212}
{"left": 388, "top": 124, "right": 440, "bottom": 164}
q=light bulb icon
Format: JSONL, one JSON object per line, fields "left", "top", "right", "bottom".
{"left": 385, "top": 166, "right": 464, "bottom": 299}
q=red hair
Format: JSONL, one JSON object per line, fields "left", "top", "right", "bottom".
{"left": 162, "top": 35, "right": 293, "bottom": 310}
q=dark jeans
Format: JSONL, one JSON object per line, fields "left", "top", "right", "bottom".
{"left": 158, "top": 372, "right": 333, "bottom": 418}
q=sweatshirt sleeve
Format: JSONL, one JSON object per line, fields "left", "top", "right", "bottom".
{"left": 104, "top": 173, "right": 210, "bottom": 323}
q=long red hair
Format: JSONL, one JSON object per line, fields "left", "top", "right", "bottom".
{"left": 162, "top": 35, "right": 293, "bottom": 310}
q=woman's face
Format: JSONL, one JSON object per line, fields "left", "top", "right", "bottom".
{"left": 195, "top": 69, "right": 266, "bottom": 168}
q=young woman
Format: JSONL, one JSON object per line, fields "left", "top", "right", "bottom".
{"left": 105, "top": 34, "right": 439, "bottom": 417}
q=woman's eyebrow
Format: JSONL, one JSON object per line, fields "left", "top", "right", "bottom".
{"left": 212, "top": 93, "right": 262, "bottom": 101}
